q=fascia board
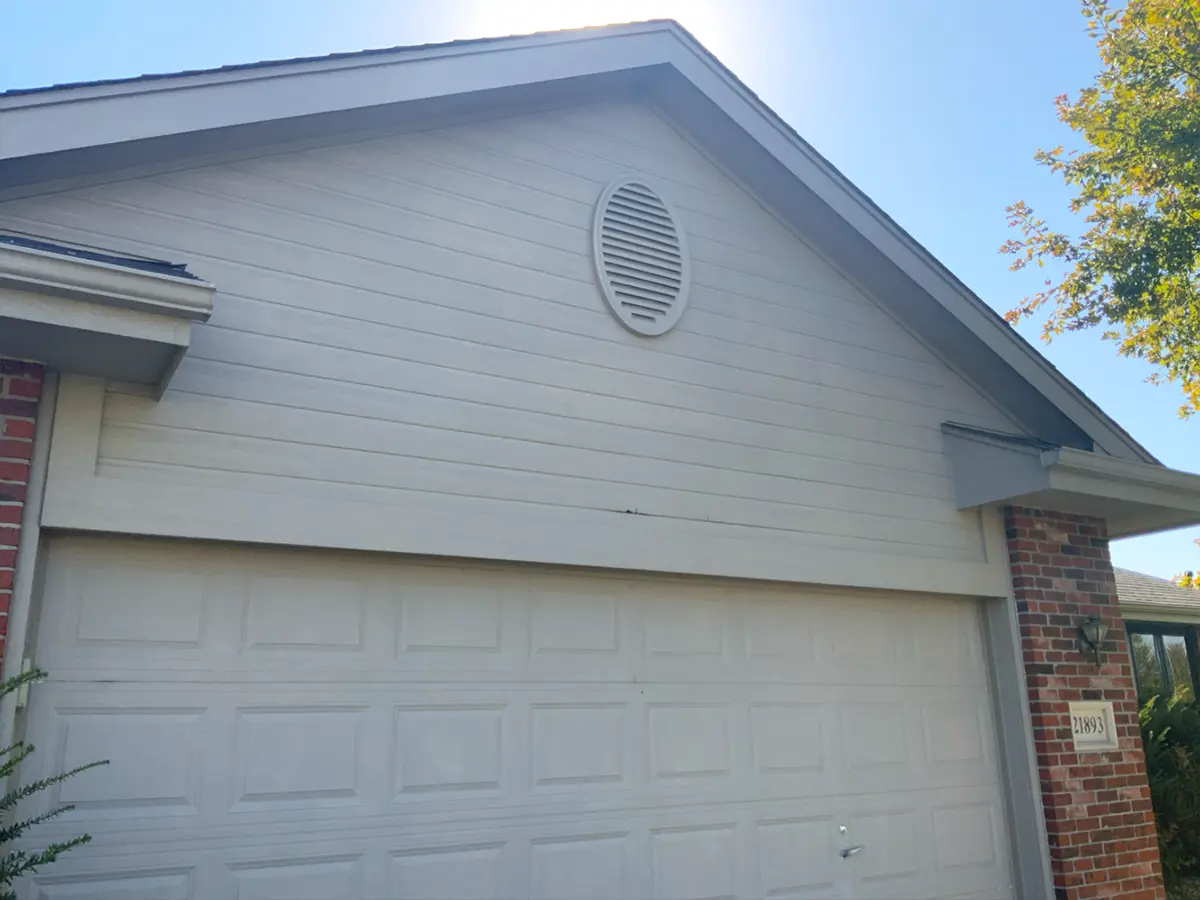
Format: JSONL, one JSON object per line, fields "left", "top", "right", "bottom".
{"left": 0, "top": 26, "right": 679, "bottom": 160}
{"left": 1120, "top": 601, "right": 1200, "bottom": 624}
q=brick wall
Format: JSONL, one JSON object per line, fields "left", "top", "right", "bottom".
{"left": 1006, "top": 505, "right": 1165, "bottom": 900}
{"left": 0, "top": 360, "right": 43, "bottom": 668}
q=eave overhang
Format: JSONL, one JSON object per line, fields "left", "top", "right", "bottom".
{"left": 942, "top": 423, "right": 1200, "bottom": 538}
{"left": 0, "top": 239, "right": 214, "bottom": 393}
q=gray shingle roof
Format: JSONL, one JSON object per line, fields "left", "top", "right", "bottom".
{"left": 1115, "top": 567, "right": 1200, "bottom": 611}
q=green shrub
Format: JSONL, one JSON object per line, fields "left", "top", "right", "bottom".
{"left": 1142, "top": 694, "right": 1200, "bottom": 885}
{"left": 0, "top": 668, "right": 107, "bottom": 899}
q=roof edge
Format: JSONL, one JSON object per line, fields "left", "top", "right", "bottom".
{"left": 0, "top": 20, "right": 681, "bottom": 105}
{"left": 651, "top": 23, "right": 1158, "bottom": 465}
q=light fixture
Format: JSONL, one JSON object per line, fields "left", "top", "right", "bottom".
{"left": 1078, "top": 616, "right": 1109, "bottom": 664}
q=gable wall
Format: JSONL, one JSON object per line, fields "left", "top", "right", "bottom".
{"left": 0, "top": 100, "right": 1021, "bottom": 593}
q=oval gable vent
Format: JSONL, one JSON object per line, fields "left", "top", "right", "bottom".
{"left": 593, "top": 177, "right": 690, "bottom": 336}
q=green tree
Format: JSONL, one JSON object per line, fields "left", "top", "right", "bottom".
{"left": 1002, "top": 0, "right": 1200, "bottom": 415}
{"left": 1141, "top": 694, "right": 1200, "bottom": 884}
{"left": 0, "top": 669, "right": 106, "bottom": 899}
{"left": 1175, "top": 538, "right": 1200, "bottom": 588}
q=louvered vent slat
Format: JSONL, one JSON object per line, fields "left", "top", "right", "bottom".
{"left": 606, "top": 203, "right": 676, "bottom": 231}
{"left": 592, "top": 178, "right": 690, "bottom": 336}
{"left": 603, "top": 213, "right": 677, "bottom": 242}
{"left": 601, "top": 239, "right": 686, "bottom": 274}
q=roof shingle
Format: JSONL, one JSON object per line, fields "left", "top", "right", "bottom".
{"left": 1115, "top": 567, "right": 1200, "bottom": 611}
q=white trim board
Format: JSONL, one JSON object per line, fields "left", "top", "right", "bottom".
{"left": 40, "top": 375, "right": 1014, "bottom": 599}
{"left": 1121, "top": 602, "right": 1200, "bottom": 625}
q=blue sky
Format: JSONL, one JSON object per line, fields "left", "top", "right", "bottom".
{"left": 3, "top": 0, "right": 1196, "bottom": 576}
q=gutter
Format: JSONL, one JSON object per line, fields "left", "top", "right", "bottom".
{"left": 1120, "top": 600, "right": 1200, "bottom": 625}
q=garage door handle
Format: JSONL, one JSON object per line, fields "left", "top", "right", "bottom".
{"left": 840, "top": 845, "right": 865, "bottom": 859}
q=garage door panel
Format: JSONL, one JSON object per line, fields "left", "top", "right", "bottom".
{"left": 838, "top": 789, "right": 1011, "bottom": 900}
{"left": 36, "top": 540, "right": 990, "bottom": 690}
{"left": 50, "top": 706, "right": 207, "bottom": 817}
{"left": 231, "top": 704, "right": 372, "bottom": 811}
{"left": 20, "top": 537, "right": 1013, "bottom": 899}
{"left": 25, "top": 689, "right": 1000, "bottom": 835}
{"left": 755, "top": 815, "right": 840, "bottom": 899}
{"left": 242, "top": 576, "right": 369, "bottom": 653}
{"left": 29, "top": 867, "right": 197, "bottom": 900}
{"left": 228, "top": 854, "right": 366, "bottom": 900}
{"left": 929, "top": 801, "right": 1010, "bottom": 898}
{"left": 23, "top": 788, "right": 1001, "bottom": 899}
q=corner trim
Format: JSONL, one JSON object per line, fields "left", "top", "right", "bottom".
{"left": 981, "top": 531, "right": 1056, "bottom": 898}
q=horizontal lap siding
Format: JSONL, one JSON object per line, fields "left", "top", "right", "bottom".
{"left": 0, "top": 101, "right": 1018, "bottom": 562}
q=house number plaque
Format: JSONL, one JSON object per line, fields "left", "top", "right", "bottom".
{"left": 1069, "top": 701, "right": 1118, "bottom": 751}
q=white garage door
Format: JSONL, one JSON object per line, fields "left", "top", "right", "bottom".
{"left": 18, "top": 537, "right": 1013, "bottom": 900}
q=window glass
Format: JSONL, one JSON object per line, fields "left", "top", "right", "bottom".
{"left": 1130, "top": 631, "right": 1166, "bottom": 702}
{"left": 1163, "top": 634, "right": 1194, "bottom": 702}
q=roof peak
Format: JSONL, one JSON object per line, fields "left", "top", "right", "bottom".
{"left": 0, "top": 17, "right": 1166, "bottom": 470}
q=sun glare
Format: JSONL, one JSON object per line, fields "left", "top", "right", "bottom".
{"left": 464, "top": 0, "right": 724, "bottom": 46}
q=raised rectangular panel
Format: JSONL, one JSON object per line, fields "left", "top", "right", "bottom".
{"left": 398, "top": 583, "right": 503, "bottom": 653}
{"left": 243, "top": 576, "right": 364, "bottom": 650}
{"left": 840, "top": 703, "right": 907, "bottom": 768}
{"left": 933, "top": 803, "right": 998, "bottom": 871}
{"left": 230, "top": 855, "right": 362, "bottom": 899}
{"left": 531, "top": 590, "right": 618, "bottom": 654}
{"left": 391, "top": 844, "right": 503, "bottom": 899}
{"left": 744, "top": 602, "right": 816, "bottom": 660}
{"left": 831, "top": 607, "right": 898, "bottom": 665}
{"left": 76, "top": 567, "right": 204, "bottom": 646}
{"left": 532, "top": 705, "right": 625, "bottom": 787}
{"left": 394, "top": 706, "right": 503, "bottom": 794}
{"left": 652, "top": 825, "right": 737, "bottom": 900}
{"left": 922, "top": 703, "right": 986, "bottom": 764}
{"left": 750, "top": 704, "right": 823, "bottom": 774}
{"left": 234, "top": 707, "right": 362, "bottom": 804}
{"left": 532, "top": 834, "right": 626, "bottom": 899}
{"left": 54, "top": 709, "right": 201, "bottom": 811}
{"left": 915, "top": 603, "right": 978, "bottom": 670}
{"left": 649, "top": 704, "right": 730, "bottom": 779}
{"left": 757, "top": 818, "right": 836, "bottom": 896}
{"left": 32, "top": 868, "right": 194, "bottom": 899}
{"left": 643, "top": 599, "right": 726, "bottom": 657}
{"left": 848, "top": 811, "right": 918, "bottom": 882}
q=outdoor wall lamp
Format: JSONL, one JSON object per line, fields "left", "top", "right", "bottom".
{"left": 1078, "top": 616, "right": 1109, "bottom": 664}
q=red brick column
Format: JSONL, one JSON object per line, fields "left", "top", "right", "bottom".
{"left": 1006, "top": 506, "right": 1165, "bottom": 900}
{"left": 0, "top": 360, "right": 43, "bottom": 668}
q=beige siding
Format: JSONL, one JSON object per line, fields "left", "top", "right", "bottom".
{"left": 0, "top": 101, "right": 1018, "bottom": 566}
